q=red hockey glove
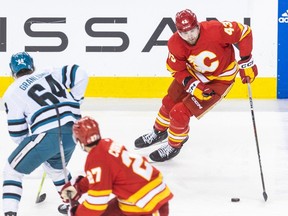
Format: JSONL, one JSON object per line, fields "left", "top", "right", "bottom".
{"left": 61, "top": 176, "right": 84, "bottom": 203}
{"left": 183, "top": 77, "right": 215, "bottom": 101}
{"left": 238, "top": 55, "right": 258, "bottom": 84}
{"left": 61, "top": 183, "right": 81, "bottom": 203}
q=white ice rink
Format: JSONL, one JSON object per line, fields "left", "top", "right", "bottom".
{"left": 1, "top": 98, "right": 288, "bottom": 216}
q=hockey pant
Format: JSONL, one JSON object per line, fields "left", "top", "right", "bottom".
{"left": 154, "top": 79, "right": 234, "bottom": 147}
{"left": 2, "top": 122, "right": 75, "bottom": 213}
{"left": 100, "top": 197, "right": 169, "bottom": 216}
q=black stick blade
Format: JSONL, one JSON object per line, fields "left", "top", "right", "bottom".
{"left": 35, "top": 193, "right": 46, "bottom": 203}
{"left": 263, "top": 192, "right": 268, "bottom": 201}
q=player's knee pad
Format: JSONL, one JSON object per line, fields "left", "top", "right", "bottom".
{"left": 169, "top": 102, "right": 191, "bottom": 129}
{"left": 162, "top": 95, "right": 177, "bottom": 112}
{"left": 3, "top": 162, "right": 24, "bottom": 181}
{"left": 42, "top": 162, "right": 71, "bottom": 191}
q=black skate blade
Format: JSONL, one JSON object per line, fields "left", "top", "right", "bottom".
{"left": 144, "top": 155, "right": 162, "bottom": 163}
{"left": 134, "top": 140, "right": 167, "bottom": 150}
{"left": 35, "top": 193, "right": 46, "bottom": 203}
{"left": 146, "top": 157, "right": 157, "bottom": 163}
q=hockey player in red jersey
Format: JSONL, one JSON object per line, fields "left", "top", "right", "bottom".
{"left": 60, "top": 116, "right": 173, "bottom": 216}
{"left": 135, "top": 9, "right": 258, "bottom": 162}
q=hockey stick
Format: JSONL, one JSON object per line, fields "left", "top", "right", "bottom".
{"left": 35, "top": 172, "right": 47, "bottom": 203}
{"left": 55, "top": 107, "right": 73, "bottom": 215}
{"left": 55, "top": 105, "right": 73, "bottom": 206}
{"left": 247, "top": 82, "right": 268, "bottom": 201}
{"left": 55, "top": 106, "right": 69, "bottom": 185}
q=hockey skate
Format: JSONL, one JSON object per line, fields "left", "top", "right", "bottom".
{"left": 135, "top": 128, "right": 168, "bottom": 148}
{"left": 58, "top": 200, "right": 79, "bottom": 215}
{"left": 58, "top": 203, "right": 69, "bottom": 215}
{"left": 149, "top": 137, "right": 188, "bottom": 162}
{"left": 4, "top": 212, "right": 17, "bottom": 216}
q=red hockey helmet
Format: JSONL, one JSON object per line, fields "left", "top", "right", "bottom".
{"left": 175, "top": 9, "right": 199, "bottom": 32}
{"left": 73, "top": 116, "right": 101, "bottom": 146}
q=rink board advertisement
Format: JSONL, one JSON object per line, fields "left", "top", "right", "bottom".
{"left": 278, "top": 0, "right": 288, "bottom": 98}
{"left": 0, "top": 0, "right": 279, "bottom": 98}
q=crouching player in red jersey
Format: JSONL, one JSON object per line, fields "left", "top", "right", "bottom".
{"left": 135, "top": 9, "right": 258, "bottom": 162}
{"left": 60, "top": 116, "right": 173, "bottom": 216}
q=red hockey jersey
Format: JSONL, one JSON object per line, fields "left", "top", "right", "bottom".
{"left": 75, "top": 138, "right": 173, "bottom": 216}
{"left": 166, "top": 20, "right": 253, "bottom": 84}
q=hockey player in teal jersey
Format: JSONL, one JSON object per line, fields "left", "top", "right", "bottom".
{"left": 2, "top": 52, "right": 88, "bottom": 216}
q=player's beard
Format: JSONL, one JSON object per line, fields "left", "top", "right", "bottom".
{"left": 186, "top": 35, "right": 199, "bottom": 45}
{"left": 178, "top": 28, "right": 200, "bottom": 45}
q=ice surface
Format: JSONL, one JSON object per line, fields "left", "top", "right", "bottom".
{"left": 1, "top": 98, "right": 288, "bottom": 216}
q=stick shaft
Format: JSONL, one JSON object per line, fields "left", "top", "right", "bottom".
{"left": 55, "top": 105, "right": 72, "bottom": 204}
{"left": 35, "top": 172, "right": 46, "bottom": 201}
{"left": 247, "top": 82, "right": 268, "bottom": 201}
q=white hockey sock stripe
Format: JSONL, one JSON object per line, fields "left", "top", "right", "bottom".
{"left": 10, "top": 133, "right": 46, "bottom": 169}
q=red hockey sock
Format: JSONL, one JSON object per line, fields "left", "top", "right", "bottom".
{"left": 168, "top": 102, "right": 192, "bottom": 148}
{"left": 154, "top": 105, "right": 170, "bottom": 131}
{"left": 154, "top": 95, "right": 176, "bottom": 131}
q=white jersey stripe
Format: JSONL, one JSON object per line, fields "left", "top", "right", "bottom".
{"left": 136, "top": 182, "right": 166, "bottom": 208}
{"left": 86, "top": 195, "right": 110, "bottom": 205}
{"left": 10, "top": 133, "right": 46, "bottom": 169}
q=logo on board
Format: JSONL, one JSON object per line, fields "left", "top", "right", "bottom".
{"left": 279, "top": 10, "right": 288, "bottom": 23}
